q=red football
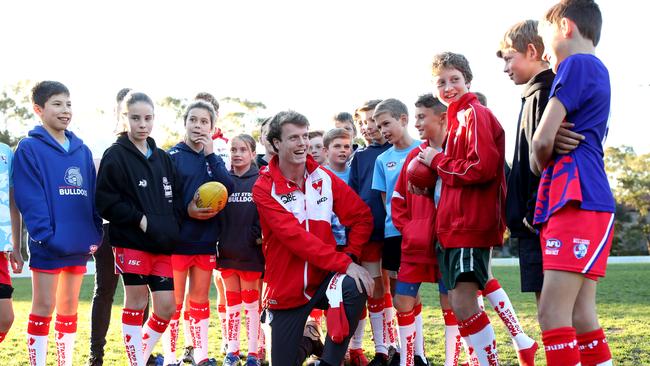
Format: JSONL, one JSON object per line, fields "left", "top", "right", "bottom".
{"left": 407, "top": 158, "right": 436, "bottom": 189}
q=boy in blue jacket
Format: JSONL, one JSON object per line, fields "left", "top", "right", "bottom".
{"left": 14, "top": 81, "right": 103, "bottom": 366}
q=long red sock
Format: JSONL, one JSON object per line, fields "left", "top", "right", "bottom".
{"left": 54, "top": 313, "right": 77, "bottom": 366}
{"left": 442, "top": 309, "right": 462, "bottom": 366}
{"left": 458, "top": 311, "right": 499, "bottom": 365}
{"left": 397, "top": 310, "right": 416, "bottom": 366}
{"left": 27, "top": 314, "right": 51, "bottom": 366}
{"left": 226, "top": 291, "right": 242, "bottom": 355}
{"left": 122, "top": 308, "right": 144, "bottom": 366}
{"left": 242, "top": 289, "right": 260, "bottom": 358}
{"left": 577, "top": 328, "right": 612, "bottom": 366}
{"left": 190, "top": 301, "right": 211, "bottom": 363}
{"left": 143, "top": 313, "right": 170, "bottom": 361}
{"left": 163, "top": 304, "right": 182, "bottom": 363}
{"left": 368, "top": 296, "right": 387, "bottom": 355}
{"left": 542, "top": 327, "right": 580, "bottom": 366}
{"left": 0, "top": 331, "right": 6, "bottom": 343}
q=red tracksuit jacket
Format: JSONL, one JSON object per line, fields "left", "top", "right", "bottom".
{"left": 429, "top": 93, "right": 506, "bottom": 249}
{"left": 391, "top": 142, "right": 437, "bottom": 265}
{"left": 252, "top": 155, "right": 372, "bottom": 310}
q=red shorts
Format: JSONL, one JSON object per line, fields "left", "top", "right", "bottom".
{"left": 540, "top": 204, "right": 615, "bottom": 280}
{"left": 397, "top": 261, "right": 438, "bottom": 284}
{"left": 114, "top": 247, "right": 173, "bottom": 278}
{"left": 360, "top": 241, "right": 382, "bottom": 262}
{"left": 218, "top": 268, "right": 262, "bottom": 282}
{"left": 0, "top": 255, "right": 11, "bottom": 286}
{"left": 30, "top": 265, "right": 87, "bottom": 275}
{"left": 171, "top": 254, "right": 217, "bottom": 272}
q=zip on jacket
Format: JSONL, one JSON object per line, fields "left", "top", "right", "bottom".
{"left": 253, "top": 155, "right": 373, "bottom": 310}
{"left": 429, "top": 93, "right": 506, "bottom": 249}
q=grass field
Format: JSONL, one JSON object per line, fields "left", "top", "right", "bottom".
{"left": 1, "top": 264, "right": 648, "bottom": 365}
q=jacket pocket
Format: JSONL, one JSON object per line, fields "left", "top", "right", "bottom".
{"left": 48, "top": 219, "right": 102, "bottom": 257}
{"left": 144, "top": 213, "right": 180, "bottom": 253}
{"left": 402, "top": 217, "right": 435, "bottom": 258}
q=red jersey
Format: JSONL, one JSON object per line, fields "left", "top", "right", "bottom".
{"left": 253, "top": 155, "right": 372, "bottom": 310}
{"left": 391, "top": 142, "right": 437, "bottom": 265}
{"left": 429, "top": 93, "right": 506, "bottom": 248}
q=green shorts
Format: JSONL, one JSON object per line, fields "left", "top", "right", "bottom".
{"left": 436, "top": 243, "right": 490, "bottom": 290}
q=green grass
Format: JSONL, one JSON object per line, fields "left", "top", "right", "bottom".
{"left": 1, "top": 264, "right": 649, "bottom": 365}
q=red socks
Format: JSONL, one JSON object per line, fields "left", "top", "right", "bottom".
{"left": 54, "top": 313, "right": 77, "bottom": 366}
{"left": 458, "top": 311, "right": 499, "bottom": 366}
{"left": 226, "top": 291, "right": 243, "bottom": 355}
{"left": 190, "top": 301, "right": 211, "bottom": 363}
{"left": 397, "top": 309, "right": 416, "bottom": 366}
{"left": 577, "top": 328, "right": 612, "bottom": 366}
{"left": 325, "top": 273, "right": 349, "bottom": 344}
{"left": 442, "top": 309, "right": 463, "bottom": 366}
{"left": 368, "top": 296, "right": 387, "bottom": 355}
{"left": 0, "top": 331, "right": 5, "bottom": 344}
{"left": 163, "top": 304, "right": 183, "bottom": 363}
{"left": 242, "top": 289, "right": 260, "bottom": 358}
{"left": 542, "top": 327, "right": 580, "bottom": 366}
{"left": 122, "top": 308, "right": 145, "bottom": 366}
{"left": 27, "top": 314, "right": 51, "bottom": 366}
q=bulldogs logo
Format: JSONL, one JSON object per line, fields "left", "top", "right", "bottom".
{"left": 574, "top": 243, "right": 588, "bottom": 259}
{"left": 64, "top": 166, "right": 83, "bottom": 187}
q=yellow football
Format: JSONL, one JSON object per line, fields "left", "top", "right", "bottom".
{"left": 195, "top": 181, "right": 229, "bottom": 212}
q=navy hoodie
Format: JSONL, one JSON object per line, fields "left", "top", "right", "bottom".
{"left": 168, "top": 142, "right": 234, "bottom": 255}
{"left": 96, "top": 134, "right": 183, "bottom": 254}
{"left": 348, "top": 142, "right": 391, "bottom": 242}
{"left": 13, "top": 126, "right": 103, "bottom": 269}
{"left": 218, "top": 165, "right": 264, "bottom": 272}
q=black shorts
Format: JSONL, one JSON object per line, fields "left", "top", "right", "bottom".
{"left": 122, "top": 273, "right": 174, "bottom": 292}
{"left": 517, "top": 236, "right": 544, "bottom": 293}
{"left": 382, "top": 236, "right": 402, "bottom": 272}
{"left": 0, "top": 283, "right": 13, "bottom": 299}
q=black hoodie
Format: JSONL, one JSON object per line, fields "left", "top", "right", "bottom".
{"left": 218, "top": 165, "right": 264, "bottom": 272}
{"left": 96, "top": 134, "right": 183, "bottom": 254}
{"left": 506, "top": 68, "right": 555, "bottom": 237}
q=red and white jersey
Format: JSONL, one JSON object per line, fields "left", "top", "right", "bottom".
{"left": 212, "top": 129, "right": 230, "bottom": 171}
{"left": 253, "top": 155, "right": 372, "bottom": 309}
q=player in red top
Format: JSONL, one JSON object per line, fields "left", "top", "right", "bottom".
{"left": 253, "top": 110, "right": 374, "bottom": 366}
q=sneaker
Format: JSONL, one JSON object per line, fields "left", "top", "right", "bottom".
{"left": 182, "top": 346, "right": 195, "bottom": 364}
{"left": 414, "top": 355, "right": 429, "bottom": 366}
{"left": 197, "top": 358, "right": 218, "bottom": 366}
{"left": 386, "top": 346, "right": 397, "bottom": 361}
{"left": 367, "top": 353, "right": 388, "bottom": 366}
{"left": 387, "top": 352, "right": 400, "bottom": 366}
{"left": 304, "top": 357, "right": 321, "bottom": 366}
{"left": 147, "top": 354, "right": 164, "bottom": 366}
{"left": 223, "top": 353, "right": 242, "bottom": 366}
{"left": 349, "top": 349, "right": 369, "bottom": 366}
{"left": 304, "top": 320, "right": 324, "bottom": 357}
{"left": 245, "top": 355, "right": 261, "bottom": 366}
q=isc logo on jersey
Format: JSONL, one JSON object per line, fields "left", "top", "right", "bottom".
{"left": 59, "top": 166, "right": 88, "bottom": 196}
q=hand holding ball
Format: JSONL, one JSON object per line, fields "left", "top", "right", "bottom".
{"left": 195, "top": 181, "right": 229, "bottom": 213}
{"left": 407, "top": 158, "right": 436, "bottom": 189}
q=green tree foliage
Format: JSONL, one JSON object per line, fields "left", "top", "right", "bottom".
{"left": 605, "top": 146, "right": 650, "bottom": 255}
{"left": 0, "top": 80, "right": 35, "bottom": 146}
